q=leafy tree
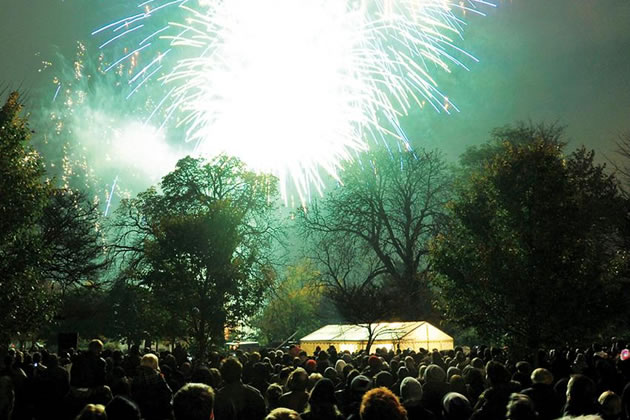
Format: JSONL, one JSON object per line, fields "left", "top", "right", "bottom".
{"left": 101, "top": 277, "right": 180, "bottom": 347}
{"left": 298, "top": 148, "right": 451, "bottom": 325}
{"left": 431, "top": 123, "right": 627, "bottom": 352}
{"left": 0, "top": 92, "right": 55, "bottom": 349}
{"left": 111, "top": 155, "right": 280, "bottom": 359}
{"left": 0, "top": 93, "right": 111, "bottom": 351}
{"left": 40, "top": 188, "right": 109, "bottom": 295}
{"left": 52, "top": 287, "right": 109, "bottom": 341}
{"left": 253, "top": 260, "right": 325, "bottom": 345}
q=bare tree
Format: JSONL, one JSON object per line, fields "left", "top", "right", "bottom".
{"left": 298, "top": 148, "right": 451, "bottom": 341}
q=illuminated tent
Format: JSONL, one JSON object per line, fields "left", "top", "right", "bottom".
{"left": 299, "top": 321, "right": 453, "bottom": 355}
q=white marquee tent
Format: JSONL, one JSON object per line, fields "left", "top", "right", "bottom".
{"left": 299, "top": 321, "right": 453, "bottom": 354}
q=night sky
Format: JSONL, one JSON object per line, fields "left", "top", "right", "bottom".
{"left": 1, "top": 0, "right": 629, "bottom": 167}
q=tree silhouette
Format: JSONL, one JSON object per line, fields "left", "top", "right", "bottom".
{"left": 432, "top": 123, "right": 628, "bottom": 352}
{"left": 0, "top": 92, "right": 55, "bottom": 349}
{"left": 298, "top": 148, "right": 451, "bottom": 341}
{"left": 110, "top": 155, "right": 281, "bottom": 358}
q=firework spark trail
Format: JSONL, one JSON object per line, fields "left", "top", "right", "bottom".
{"left": 104, "top": 175, "right": 119, "bottom": 217}
{"left": 95, "top": 0, "right": 492, "bottom": 202}
{"left": 52, "top": 83, "right": 62, "bottom": 102}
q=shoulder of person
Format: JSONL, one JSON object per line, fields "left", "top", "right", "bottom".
{"left": 243, "top": 383, "right": 264, "bottom": 398}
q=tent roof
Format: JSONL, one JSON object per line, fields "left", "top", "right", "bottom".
{"left": 300, "top": 321, "right": 452, "bottom": 343}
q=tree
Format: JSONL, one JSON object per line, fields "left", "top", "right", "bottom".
{"left": 52, "top": 287, "right": 109, "bottom": 342}
{"left": 103, "top": 277, "right": 181, "bottom": 348}
{"left": 304, "top": 224, "right": 402, "bottom": 353}
{"left": 253, "top": 260, "right": 325, "bottom": 345}
{"left": 610, "top": 132, "right": 630, "bottom": 191}
{"left": 431, "top": 123, "right": 627, "bottom": 352}
{"left": 0, "top": 92, "right": 111, "bottom": 350}
{"left": 0, "top": 92, "right": 55, "bottom": 350}
{"left": 40, "top": 188, "right": 109, "bottom": 295}
{"left": 298, "top": 148, "right": 451, "bottom": 347}
{"left": 111, "top": 155, "right": 280, "bottom": 359}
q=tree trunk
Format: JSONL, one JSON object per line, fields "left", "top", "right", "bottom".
{"left": 365, "top": 325, "right": 374, "bottom": 355}
{"left": 196, "top": 320, "right": 208, "bottom": 362}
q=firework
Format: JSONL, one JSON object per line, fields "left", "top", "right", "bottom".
{"left": 36, "top": 42, "right": 177, "bottom": 213}
{"left": 104, "top": 176, "right": 119, "bottom": 217}
{"left": 94, "top": 0, "right": 491, "bottom": 202}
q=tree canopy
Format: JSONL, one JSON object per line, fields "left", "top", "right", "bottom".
{"left": 253, "top": 260, "right": 325, "bottom": 345}
{"left": 111, "top": 155, "right": 281, "bottom": 357}
{"left": 0, "top": 92, "right": 56, "bottom": 345}
{"left": 41, "top": 188, "right": 108, "bottom": 294}
{"left": 0, "top": 92, "right": 110, "bottom": 346}
{"left": 431, "top": 123, "right": 628, "bottom": 351}
{"left": 299, "top": 148, "right": 451, "bottom": 325}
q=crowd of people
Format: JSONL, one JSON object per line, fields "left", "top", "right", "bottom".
{"left": 1, "top": 338, "right": 630, "bottom": 420}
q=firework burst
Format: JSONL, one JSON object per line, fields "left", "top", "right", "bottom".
{"left": 94, "top": 0, "right": 492, "bottom": 202}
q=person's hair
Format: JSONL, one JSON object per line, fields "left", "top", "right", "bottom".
{"left": 307, "top": 373, "right": 323, "bottom": 392}
{"left": 266, "top": 383, "right": 283, "bottom": 410}
{"left": 220, "top": 357, "right": 243, "bottom": 383}
{"left": 516, "top": 361, "right": 532, "bottom": 374}
{"left": 309, "top": 378, "right": 337, "bottom": 405}
{"left": 486, "top": 361, "right": 510, "bottom": 386}
{"left": 88, "top": 340, "right": 104, "bottom": 354}
{"left": 442, "top": 392, "right": 472, "bottom": 420}
{"left": 567, "top": 375, "right": 596, "bottom": 403}
{"left": 140, "top": 353, "right": 159, "bottom": 371}
{"left": 531, "top": 368, "right": 554, "bottom": 385}
{"left": 265, "top": 408, "right": 302, "bottom": 420}
{"left": 359, "top": 387, "right": 407, "bottom": 420}
{"left": 172, "top": 383, "right": 215, "bottom": 420}
{"left": 75, "top": 404, "right": 107, "bottom": 420}
{"left": 374, "top": 371, "right": 393, "bottom": 388}
{"left": 446, "top": 366, "right": 462, "bottom": 381}
{"left": 105, "top": 396, "right": 141, "bottom": 420}
{"left": 287, "top": 368, "right": 308, "bottom": 391}
{"left": 471, "top": 357, "right": 484, "bottom": 369}
{"left": 424, "top": 364, "right": 446, "bottom": 383}
{"left": 191, "top": 366, "right": 214, "bottom": 387}
{"left": 598, "top": 391, "right": 622, "bottom": 418}
{"left": 400, "top": 377, "right": 422, "bottom": 403}
{"left": 507, "top": 393, "right": 537, "bottom": 420}
{"left": 304, "top": 378, "right": 343, "bottom": 417}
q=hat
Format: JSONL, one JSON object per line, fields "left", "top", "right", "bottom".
{"left": 442, "top": 392, "right": 472, "bottom": 419}
{"left": 310, "top": 378, "right": 336, "bottom": 405}
{"left": 368, "top": 355, "right": 381, "bottom": 368}
{"left": 425, "top": 364, "right": 446, "bottom": 383}
{"left": 350, "top": 375, "right": 371, "bottom": 395}
{"left": 400, "top": 377, "right": 423, "bottom": 403}
{"left": 374, "top": 371, "right": 394, "bottom": 388}
{"left": 324, "top": 367, "right": 337, "bottom": 380}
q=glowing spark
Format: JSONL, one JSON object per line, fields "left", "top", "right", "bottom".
{"left": 95, "top": 0, "right": 491, "bottom": 202}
